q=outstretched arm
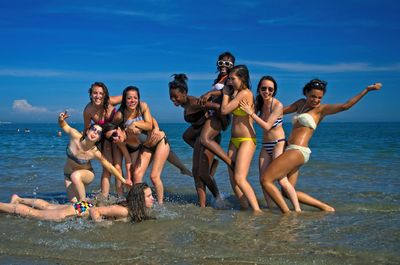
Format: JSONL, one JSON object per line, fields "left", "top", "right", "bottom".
{"left": 89, "top": 205, "right": 129, "bottom": 222}
{"left": 94, "top": 149, "right": 126, "bottom": 184}
{"left": 322, "top": 83, "right": 382, "bottom": 116}
{"left": 283, "top": 99, "right": 303, "bottom": 114}
{"left": 109, "top": 95, "right": 122, "bottom": 106}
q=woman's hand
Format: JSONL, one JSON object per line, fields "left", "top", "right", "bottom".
{"left": 198, "top": 92, "right": 211, "bottom": 106}
{"left": 58, "top": 111, "right": 69, "bottom": 122}
{"left": 367, "top": 83, "right": 382, "bottom": 92}
{"left": 239, "top": 100, "right": 254, "bottom": 115}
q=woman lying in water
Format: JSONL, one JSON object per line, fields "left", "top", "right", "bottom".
{"left": 0, "top": 183, "right": 154, "bottom": 223}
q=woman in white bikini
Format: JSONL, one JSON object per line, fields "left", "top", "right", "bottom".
{"left": 261, "top": 79, "right": 382, "bottom": 213}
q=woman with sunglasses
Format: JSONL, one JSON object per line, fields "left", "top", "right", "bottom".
{"left": 58, "top": 111, "right": 125, "bottom": 203}
{"left": 83, "top": 82, "right": 122, "bottom": 200}
{"left": 198, "top": 52, "right": 236, "bottom": 170}
{"left": 221, "top": 65, "right": 261, "bottom": 212}
{"left": 0, "top": 182, "right": 154, "bottom": 223}
{"left": 261, "top": 79, "right": 382, "bottom": 213}
{"left": 111, "top": 86, "right": 170, "bottom": 204}
{"left": 169, "top": 74, "right": 224, "bottom": 207}
{"left": 240, "top": 76, "right": 301, "bottom": 212}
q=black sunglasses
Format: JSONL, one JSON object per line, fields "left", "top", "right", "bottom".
{"left": 260, "top": 86, "right": 274, "bottom": 92}
{"left": 217, "top": 60, "right": 233, "bottom": 68}
{"left": 89, "top": 126, "right": 102, "bottom": 135}
{"left": 310, "top": 80, "right": 326, "bottom": 89}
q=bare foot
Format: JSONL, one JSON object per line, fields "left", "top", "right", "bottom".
{"left": 10, "top": 194, "right": 21, "bottom": 204}
{"left": 321, "top": 205, "right": 335, "bottom": 212}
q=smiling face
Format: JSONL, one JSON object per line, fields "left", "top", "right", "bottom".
{"left": 144, "top": 187, "right": 154, "bottom": 208}
{"left": 87, "top": 124, "right": 103, "bottom": 141}
{"left": 126, "top": 90, "right": 139, "bottom": 110}
{"left": 305, "top": 89, "right": 324, "bottom": 108}
{"left": 91, "top": 85, "right": 105, "bottom": 106}
{"left": 217, "top": 55, "right": 234, "bottom": 76}
{"left": 258, "top": 79, "right": 275, "bottom": 100}
{"left": 104, "top": 127, "right": 125, "bottom": 143}
{"left": 169, "top": 89, "right": 186, "bottom": 106}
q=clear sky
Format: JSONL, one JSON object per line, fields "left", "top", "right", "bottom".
{"left": 0, "top": 0, "right": 399, "bottom": 123}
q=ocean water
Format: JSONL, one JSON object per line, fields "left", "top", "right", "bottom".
{"left": 0, "top": 122, "right": 399, "bottom": 264}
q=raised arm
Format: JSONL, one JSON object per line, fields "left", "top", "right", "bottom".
{"left": 322, "top": 83, "right": 382, "bottom": 116}
{"left": 283, "top": 99, "right": 303, "bottom": 114}
{"left": 89, "top": 205, "right": 129, "bottom": 222}
{"left": 58, "top": 111, "right": 82, "bottom": 139}
{"left": 221, "top": 87, "right": 251, "bottom": 115}
{"left": 83, "top": 104, "right": 92, "bottom": 130}
{"left": 93, "top": 149, "right": 126, "bottom": 184}
{"left": 240, "top": 100, "right": 283, "bottom": 132}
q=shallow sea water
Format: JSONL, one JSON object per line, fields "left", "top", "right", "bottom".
{"left": 0, "top": 122, "right": 399, "bottom": 264}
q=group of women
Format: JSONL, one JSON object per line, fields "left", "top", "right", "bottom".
{"left": 0, "top": 51, "right": 382, "bottom": 223}
{"left": 169, "top": 51, "right": 381, "bottom": 213}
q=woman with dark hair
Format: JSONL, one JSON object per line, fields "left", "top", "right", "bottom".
{"left": 111, "top": 86, "right": 169, "bottom": 204}
{"left": 261, "top": 79, "right": 382, "bottom": 213}
{"left": 240, "top": 76, "right": 301, "bottom": 212}
{"left": 83, "top": 82, "right": 122, "bottom": 199}
{"left": 221, "top": 65, "right": 261, "bottom": 212}
{"left": 0, "top": 183, "right": 154, "bottom": 223}
{"left": 58, "top": 111, "right": 125, "bottom": 202}
{"left": 169, "top": 74, "right": 224, "bottom": 207}
{"left": 198, "top": 52, "right": 235, "bottom": 169}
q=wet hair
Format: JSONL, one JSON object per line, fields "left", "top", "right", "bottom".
{"left": 101, "top": 123, "right": 119, "bottom": 141}
{"left": 303, "top": 79, "right": 327, "bottom": 96}
{"left": 89, "top": 82, "right": 110, "bottom": 114}
{"left": 169, "top": 74, "right": 189, "bottom": 94}
{"left": 118, "top": 86, "right": 142, "bottom": 121}
{"left": 255, "top": 76, "right": 278, "bottom": 114}
{"left": 81, "top": 123, "right": 102, "bottom": 150}
{"left": 214, "top": 51, "right": 236, "bottom": 85}
{"left": 126, "top": 182, "right": 154, "bottom": 223}
{"left": 229, "top": 65, "right": 251, "bottom": 91}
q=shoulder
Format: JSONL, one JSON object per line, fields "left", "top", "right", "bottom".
{"left": 238, "top": 89, "right": 253, "bottom": 99}
{"left": 140, "top": 101, "right": 149, "bottom": 111}
{"left": 83, "top": 103, "right": 93, "bottom": 113}
{"left": 273, "top": 99, "right": 284, "bottom": 110}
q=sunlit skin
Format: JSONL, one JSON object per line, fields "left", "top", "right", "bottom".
{"left": 261, "top": 82, "right": 382, "bottom": 213}
{"left": 144, "top": 188, "right": 155, "bottom": 208}
{"left": 91, "top": 85, "right": 105, "bottom": 106}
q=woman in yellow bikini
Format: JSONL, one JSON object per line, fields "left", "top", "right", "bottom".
{"left": 261, "top": 79, "right": 382, "bottom": 213}
{"left": 221, "top": 65, "right": 261, "bottom": 212}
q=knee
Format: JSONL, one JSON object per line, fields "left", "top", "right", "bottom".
{"left": 150, "top": 174, "right": 161, "bottom": 183}
{"left": 70, "top": 173, "right": 81, "bottom": 184}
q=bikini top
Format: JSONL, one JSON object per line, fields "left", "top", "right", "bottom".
{"left": 184, "top": 110, "right": 206, "bottom": 124}
{"left": 232, "top": 107, "right": 248, "bottom": 117}
{"left": 125, "top": 116, "right": 144, "bottom": 128}
{"left": 292, "top": 113, "right": 317, "bottom": 130}
{"left": 94, "top": 108, "right": 117, "bottom": 126}
{"left": 212, "top": 83, "right": 224, "bottom": 91}
{"left": 66, "top": 146, "right": 90, "bottom": 165}
{"left": 269, "top": 98, "right": 283, "bottom": 129}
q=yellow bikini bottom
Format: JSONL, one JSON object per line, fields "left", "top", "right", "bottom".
{"left": 230, "top": 137, "right": 256, "bottom": 149}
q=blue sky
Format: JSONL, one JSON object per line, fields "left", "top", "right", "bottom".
{"left": 0, "top": 0, "right": 399, "bottom": 123}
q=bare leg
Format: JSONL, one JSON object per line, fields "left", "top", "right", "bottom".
{"left": 193, "top": 141, "right": 206, "bottom": 207}
{"left": 101, "top": 140, "right": 113, "bottom": 198}
{"left": 70, "top": 169, "right": 95, "bottom": 202}
{"left": 183, "top": 126, "right": 199, "bottom": 148}
{"left": 148, "top": 142, "right": 170, "bottom": 204}
{"left": 198, "top": 144, "right": 221, "bottom": 199}
{"left": 200, "top": 117, "right": 233, "bottom": 169}
{"left": 10, "top": 195, "right": 65, "bottom": 210}
{"left": 227, "top": 145, "right": 248, "bottom": 209}
{"left": 287, "top": 170, "right": 335, "bottom": 212}
{"left": 232, "top": 141, "right": 261, "bottom": 212}
{"left": 0, "top": 202, "right": 75, "bottom": 221}
{"left": 167, "top": 150, "right": 192, "bottom": 177}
